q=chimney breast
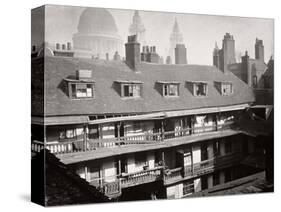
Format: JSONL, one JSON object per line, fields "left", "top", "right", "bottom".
{"left": 125, "top": 35, "right": 140, "bottom": 70}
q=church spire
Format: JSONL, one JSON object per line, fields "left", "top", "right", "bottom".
{"left": 168, "top": 17, "right": 184, "bottom": 64}
{"left": 129, "top": 10, "right": 146, "bottom": 45}
{"left": 173, "top": 18, "right": 180, "bottom": 33}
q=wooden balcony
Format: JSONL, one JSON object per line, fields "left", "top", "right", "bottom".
{"left": 120, "top": 167, "right": 163, "bottom": 188}
{"left": 31, "top": 122, "right": 235, "bottom": 155}
{"left": 164, "top": 152, "right": 243, "bottom": 185}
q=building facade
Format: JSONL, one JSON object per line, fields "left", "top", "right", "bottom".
{"left": 31, "top": 33, "right": 272, "bottom": 202}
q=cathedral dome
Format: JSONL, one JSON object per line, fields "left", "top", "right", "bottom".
{"left": 77, "top": 8, "right": 118, "bottom": 36}
{"left": 73, "top": 8, "right": 123, "bottom": 59}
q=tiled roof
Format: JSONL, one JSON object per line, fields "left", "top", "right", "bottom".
{"left": 38, "top": 56, "right": 255, "bottom": 116}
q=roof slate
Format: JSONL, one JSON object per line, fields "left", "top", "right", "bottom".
{"left": 39, "top": 56, "right": 255, "bottom": 116}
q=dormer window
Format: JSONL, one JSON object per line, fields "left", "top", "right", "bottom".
{"left": 71, "top": 83, "right": 94, "bottom": 98}
{"left": 157, "top": 81, "right": 180, "bottom": 97}
{"left": 186, "top": 81, "right": 208, "bottom": 97}
{"left": 65, "top": 70, "right": 95, "bottom": 99}
{"left": 115, "top": 80, "right": 143, "bottom": 98}
{"left": 215, "top": 81, "right": 233, "bottom": 96}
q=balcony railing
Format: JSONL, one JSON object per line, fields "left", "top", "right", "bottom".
{"left": 164, "top": 152, "right": 243, "bottom": 184}
{"left": 102, "top": 181, "right": 121, "bottom": 197}
{"left": 120, "top": 166, "right": 163, "bottom": 188}
{"left": 31, "top": 122, "right": 235, "bottom": 155}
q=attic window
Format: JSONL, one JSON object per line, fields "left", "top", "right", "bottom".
{"left": 194, "top": 82, "right": 208, "bottom": 96}
{"left": 70, "top": 83, "right": 95, "bottom": 99}
{"left": 115, "top": 80, "right": 143, "bottom": 98}
{"left": 157, "top": 81, "right": 180, "bottom": 97}
{"left": 186, "top": 81, "right": 208, "bottom": 97}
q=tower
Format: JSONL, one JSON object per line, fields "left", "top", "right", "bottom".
{"left": 168, "top": 18, "right": 184, "bottom": 64}
{"left": 255, "top": 38, "right": 264, "bottom": 62}
{"left": 129, "top": 11, "right": 146, "bottom": 46}
{"left": 175, "top": 44, "right": 187, "bottom": 64}
{"left": 222, "top": 33, "right": 236, "bottom": 72}
{"left": 213, "top": 42, "right": 220, "bottom": 69}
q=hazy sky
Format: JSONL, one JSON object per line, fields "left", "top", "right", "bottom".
{"left": 42, "top": 5, "right": 274, "bottom": 65}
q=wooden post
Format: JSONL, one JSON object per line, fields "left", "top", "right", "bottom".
{"left": 161, "top": 151, "right": 165, "bottom": 168}
{"left": 118, "top": 159, "right": 121, "bottom": 177}
{"left": 191, "top": 146, "right": 194, "bottom": 175}
{"left": 99, "top": 124, "right": 103, "bottom": 139}
{"left": 215, "top": 113, "right": 218, "bottom": 131}
{"left": 99, "top": 167, "right": 103, "bottom": 189}
{"left": 161, "top": 120, "right": 164, "bottom": 141}
{"left": 83, "top": 124, "right": 88, "bottom": 151}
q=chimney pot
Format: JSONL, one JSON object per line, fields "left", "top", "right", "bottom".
{"left": 56, "top": 43, "right": 60, "bottom": 50}
{"left": 67, "top": 42, "right": 71, "bottom": 50}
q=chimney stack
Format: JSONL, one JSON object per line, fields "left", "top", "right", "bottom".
{"left": 242, "top": 51, "right": 251, "bottom": 86}
{"left": 67, "top": 42, "right": 71, "bottom": 50}
{"left": 125, "top": 35, "right": 140, "bottom": 70}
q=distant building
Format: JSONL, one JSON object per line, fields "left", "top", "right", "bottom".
{"left": 168, "top": 18, "right": 184, "bottom": 64}
{"left": 72, "top": 8, "right": 123, "bottom": 59}
{"left": 129, "top": 11, "right": 146, "bottom": 46}
{"left": 175, "top": 44, "right": 187, "bottom": 64}
{"left": 213, "top": 34, "right": 267, "bottom": 89}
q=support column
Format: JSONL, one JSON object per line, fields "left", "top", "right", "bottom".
{"left": 99, "top": 124, "right": 103, "bottom": 139}
{"left": 194, "top": 178, "right": 202, "bottom": 192}
{"left": 83, "top": 124, "right": 88, "bottom": 151}
{"left": 161, "top": 120, "right": 165, "bottom": 141}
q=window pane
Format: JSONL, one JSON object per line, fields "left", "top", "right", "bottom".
{"left": 196, "top": 83, "right": 206, "bottom": 96}
{"left": 169, "top": 84, "right": 178, "bottom": 96}
{"left": 164, "top": 85, "right": 168, "bottom": 96}
{"left": 71, "top": 84, "right": 76, "bottom": 98}
{"left": 133, "top": 85, "right": 141, "bottom": 97}
{"left": 124, "top": 85, "right": 129, "bottom": 97}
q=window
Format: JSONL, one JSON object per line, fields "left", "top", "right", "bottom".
{"left": 183, "top": 181, "right": 194, "bottom": 195}
{"left": 70, "top": 83, "right": 94, "bottom": 99}
{"left": 225, "top": 141, "right": 232, "bottom": 154}
{"left": 195, "top": 83, "right": 207, "bottom": 96}
{"left": 122, "top": 84, "right": 141, "bottom": 98}
{"left": 213, "top": 172, "right": 220, "bottom": 186}
{"left": 221, "top": 83, "right": 233, "bottom": 95}
{"left": 162, "top": 84, "right": 179, "bottom": 97}
{"left": 59, "top": 129, "right": 77, "bottom": 140}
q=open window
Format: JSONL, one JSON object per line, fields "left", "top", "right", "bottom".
{"left": 215, "top": 81, "right": 233, "bottom": 96}
{"left": 157, "top": 81, "right": 180, "bottom": 97}
{"left": 186, "top": 81, "right": 208, "bottom": 97}
{"left": 65, "top": 70, "right": 95, "bottom": 99}
{"left": 115, "top": 80, "right": 143, "bottom": 98}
